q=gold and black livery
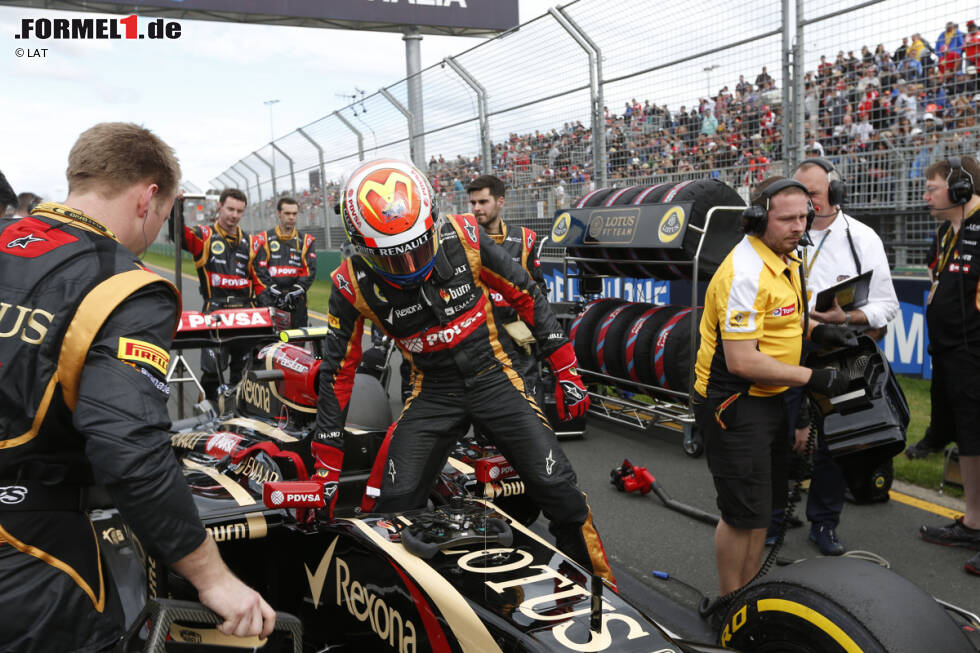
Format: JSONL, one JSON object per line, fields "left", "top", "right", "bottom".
{"left": 314, "top": 213, "right": 612, "bottom": 581}
{"left": 0, "top": 204, "right": 206, "bottom": 653}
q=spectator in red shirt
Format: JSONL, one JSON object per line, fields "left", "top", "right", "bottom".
{"left": 965, "top": 21, "right": 980, "bottom": 69}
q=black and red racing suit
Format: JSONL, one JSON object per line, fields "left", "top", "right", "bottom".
{"left": 252, "top": 226, "right": 317, "bottom": 327}
{"left": 315, "top": 214, "right": 612, "bottom": 581}
{"left": 486, "top": 220, "right": 547, "bottom": 402}
{"left": 0, "top": 204, "right": 206, "bottom": 652}
{"left": 181, "top": 223, "right": 257, "bottom": 398}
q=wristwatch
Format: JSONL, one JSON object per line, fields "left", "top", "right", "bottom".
{"left": 842, "top": 311, "right": 852, "bottom": 327}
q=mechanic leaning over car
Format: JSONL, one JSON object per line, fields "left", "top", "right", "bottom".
{"left": 312, "top": 158, "right": 615, "bottom": 584}
{"left": 252, "top": 197, "right": 317, "bottom": 328}
{"left": 0, "top": 122, "right": 275, "bottom": 652}
{"left": 180, "top": 187, "right": 259, "bottom": 401}
{"left": 467, "top": 174, "right": 548, "bottom": 406}
{"left": 692, "top": 176, "right": 854, "bottom": 596}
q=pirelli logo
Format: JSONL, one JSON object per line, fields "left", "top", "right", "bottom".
{"left": 118, "top": 337, "right": 170, "bottom": 375}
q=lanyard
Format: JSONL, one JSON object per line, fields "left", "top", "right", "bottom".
{"left": 802, "top": 229, "right": 832, "bottom": 277}
{"left": 31, "top": 202, "right": 119, "bottom": 241}
{"left": 935, "top": 225, "right": 958, "bottom": 275}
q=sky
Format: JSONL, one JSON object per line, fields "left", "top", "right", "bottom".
{"left": 0, "top": 0, "right": 556, "bottom": 199}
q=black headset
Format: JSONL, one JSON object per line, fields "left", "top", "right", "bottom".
{"left": 800, "top": 157, "right": 847, "bottom": 207}
{"left": 742, "top": 178, "right": 815, "bottom": 235}
{"left": 946, "top": 156, "right": 975, "bottom": 206}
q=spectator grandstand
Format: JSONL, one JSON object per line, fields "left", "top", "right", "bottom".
{"left": 218, "top": 7, "right": 980, "bottom": 268}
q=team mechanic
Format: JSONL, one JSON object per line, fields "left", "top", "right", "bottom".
{"left": 180, "top": 188, "right": 257, "bottom": 401}
{"left": 693, "top": 176, "right": 853, "bottom": 596}
{"left": 312, "top": 159, "right": 614, "bottom": 583}
{"left": 467, "top": 174, "right": 548, "bottom": 405}
{"left": 0, "top": 123, "right": 274, "bottom": 652}
{"left": 919, "top": 156, "right": 980, "bottom": 576}
{"left": 253, "top": 197, "right": 317, "bottom": 328}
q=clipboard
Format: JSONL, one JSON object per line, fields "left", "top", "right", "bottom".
{"left": 814, "top": 269, "right": 873, "bottom": 312}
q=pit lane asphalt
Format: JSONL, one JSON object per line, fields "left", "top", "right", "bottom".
{"left": 152, "top": 262, "right": 979, "bottom": 636}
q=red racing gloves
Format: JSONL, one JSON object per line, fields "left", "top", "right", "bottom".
{"left": 312, "top": 432, "right": 344, "bottom": 519}
{"left": 546, "top": 342, "right": 590, "bottom": 421}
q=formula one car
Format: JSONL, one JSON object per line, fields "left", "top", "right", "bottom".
{"left": 98, "top": 313, "right": 979, "bottom": 653}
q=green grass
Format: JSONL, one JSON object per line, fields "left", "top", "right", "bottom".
{"left": 139, "top": 249, "right": 333, "bottom": 316}
{"left": 893, "top": 374, "right": 959, "bottom": 495}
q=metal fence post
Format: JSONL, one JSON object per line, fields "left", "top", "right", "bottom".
{"left": 238, "top": 160, "right": 262, "bottom": 204}
{"left": 252, "top": 151, "right": 276, "bottom": 201}
{"left": 296, "top": 127, "right": 332, "bottom": 249}
{"left": 443, "top": 56, "right": 491, "bottom": 175}
{"left": 380, "top": 88, "right": 416, "bottom": 164}
{"left": 403, "top": 26, "right": 426, "bottom": 170}
{"left": 332, "top": 111, "right": 365, "bottom": 162}
{"left": 781, "top": 0, "right": 793, "bottom": 168}
{"left": 218, "top": 173, "right": 237, "bottom": 190}
{"left": 793, "top": 0, "right": 805, "bottom": 169}
{"left": 271, "top": 142, "right": 296, "bottom": 196}
{"left": 551, "top": 7, "right": 606, "bottom": 188}
{"left": 230, "top": 166, "right": 252, "bottom": 201}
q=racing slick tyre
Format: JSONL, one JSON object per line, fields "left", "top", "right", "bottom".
{"left": 569, "top": 297, "right": 628, "bottom": 375}
{"left": 592, "top": 302, "right": 655, "bottom": 380}
{"left": 626, "top": 304, "right": 688, "bottom": 388}
{"left": 718, "top": 557, "right": 974, "bottom": 653}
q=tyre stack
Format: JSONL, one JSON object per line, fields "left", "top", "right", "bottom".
{"left": 567, "top": 178, "right": 745, "bottom": 280}
{"left": 570, "top": 300, "right": 703, "bottom": 393}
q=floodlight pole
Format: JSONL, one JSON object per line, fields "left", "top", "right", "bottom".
{"left": 403, "top": 26, "right": 426, "bottom": 170}
{"left": 271, "top": 141, "right": 296, "bottom": 196}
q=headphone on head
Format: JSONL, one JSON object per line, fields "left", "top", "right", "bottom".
{"left": 946, "top": 156, "right": 975, "bottom": 206}
{"left": 800, "top": 157, "right": 847, "bottom": 208}
{"left": 742, "top": 178, "right": 815, "bottom": 235}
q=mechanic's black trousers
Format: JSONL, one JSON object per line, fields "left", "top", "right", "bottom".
{"left": 374, "top": 363, "right": 613, "bottom": 582}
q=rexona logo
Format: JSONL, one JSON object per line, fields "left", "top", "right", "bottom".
{"left": 336, "top": 555, "right": 418, "bottom": 653}
{"left": 240, "top": 376, "right": 271, "bottom": 413}
{"left": 452, "top": 546, "right": 651, "bottom": 651}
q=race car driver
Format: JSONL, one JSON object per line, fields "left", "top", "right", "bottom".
{"left": 180, "top": 188, "right": 257, "bottom": 400}
{"left": 0, "top": 122, "right": 274, "bottom": 652}
{"left": 313, "top": 159, "right": 614, "bottom": 583}
{"left": 467, "top": 174, "right": 548, "bottom": 404}
{"left": 253, "top": 196, "right": 317, "bottom": 328}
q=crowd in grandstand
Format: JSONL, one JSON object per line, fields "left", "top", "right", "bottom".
{"left": 249, "top": 17, "right": 980, "bottom": 223}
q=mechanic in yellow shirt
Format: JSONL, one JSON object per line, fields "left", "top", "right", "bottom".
{"left": 693, "top": 177, "right": 854, "bottom": 597}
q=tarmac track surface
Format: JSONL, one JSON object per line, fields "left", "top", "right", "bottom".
{"left": 152, "top": 261, "right": 979, "bottom": 641}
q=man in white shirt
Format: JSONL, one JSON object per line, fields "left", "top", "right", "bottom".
{"left": 789, "top": 158, "right": 899, "bottom": 555}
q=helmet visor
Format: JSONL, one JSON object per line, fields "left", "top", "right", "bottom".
{"left": 359, "top": 235, "right": 437, "bottom": 277}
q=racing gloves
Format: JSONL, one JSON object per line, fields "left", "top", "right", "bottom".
{"left": 312, "top": 431, "right": 345, "bottom": 519}
{"left": 804, "top": 367, "right": 850, "bottom": 398}
{"left": 281, "top": 285, "right": 305, "bottom": 309}
{"left": 547, "top": 342, "right": 590, "bottom": 421}
{"left": 810, "top": 324, "right": 858, "bottom": 348}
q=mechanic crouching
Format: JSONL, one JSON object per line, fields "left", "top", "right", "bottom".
{"left": 692, "top": 177, "right": 854, "bottom": 596}
{"left": 312, "top": 159, "right": 615, "bottom": 584}
{"left": 0, "top": 123, "right": 274, "bottom": 652}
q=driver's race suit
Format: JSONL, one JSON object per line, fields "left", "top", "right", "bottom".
{"left": 315, "top": 213, "right": 612, "bottom": 581}
{"left": 0, "top": 205, "right": 206, "bottom": 652}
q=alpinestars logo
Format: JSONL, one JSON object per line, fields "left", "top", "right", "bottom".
{"left": 463, "top": 222, "right": 478, "bottom": 243}
{"left": 6, "top": 233, "right": 45, "bottom": 249}
{"left": 560, "top": 380, "right": 587, "bottom": 403}
{"left": 387, "top": 459, "right": 397, "bottom": 484}
{"left": 335, "top": 273, "right": 351, "bottom": 295}
{"left": 544, "top": 451, "right": 556, "bottom": 476}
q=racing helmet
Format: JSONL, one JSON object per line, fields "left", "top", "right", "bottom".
{"left": 341, "top": 159, "right": 438, "bottom": 286}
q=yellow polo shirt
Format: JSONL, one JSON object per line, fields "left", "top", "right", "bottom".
{"left": 694, "top": 235, "right": 804, "bottom": 398}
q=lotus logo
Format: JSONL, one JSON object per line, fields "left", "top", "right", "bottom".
{"left": 588, "top": 215, "right": 604, "bottom": 239}
{"left": 552, "top": 212, "right": 571, "bottom": 243}
{"left": 270, "top": 490, "right": 285, "bottom": 505}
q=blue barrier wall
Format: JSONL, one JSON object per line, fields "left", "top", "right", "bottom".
{"left": 539, "top": 261, "right": 932, "bottom": 378}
